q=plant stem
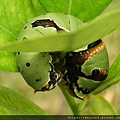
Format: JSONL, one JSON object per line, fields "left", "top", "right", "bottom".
{"left": 59, "top": 82, "right": 86, "bottom": 115}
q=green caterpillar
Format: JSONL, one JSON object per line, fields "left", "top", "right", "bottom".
{"left": 16, "top": 13, "right": 109, "bottom": 100}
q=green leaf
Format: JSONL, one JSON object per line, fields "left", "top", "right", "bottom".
{"left": 81, "top": 96, "right": 117, "bottom": 115}
{"left": 0, "top": 0, "right": 44, "bottom": 72}
{"left": 0, "top": 0, "right": 112, "bottom": 71}
{"left": 70, "top": 0, "right": 112, "bottom": 21}
{"left": 38, "top": 0, "right": 112, "bottom": 21}
{"left": 0, "top": 86, "right": 47, "bottom": 115}
{"left": 1, "top": 9, "right": 120, "bottom": 53}
{"left": 93, "top": 54, "right": 120, "bottom": 94}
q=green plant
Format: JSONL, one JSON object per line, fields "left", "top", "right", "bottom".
{"left": 0, "top": 0, "right": 120, "bottom": 116}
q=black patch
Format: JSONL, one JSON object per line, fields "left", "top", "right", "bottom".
{"left": 91, "top": 68, "right": 108, "bottom": 81}
{"left": 92, "top": 69, "right": 100, "bottom": 76}
{"left": 88, "top": 39, "right": 101, "bottom": 49}
{"left": 66, "top": 82, "right": 91, "bottom": 100}
{"left": 49, "top": 63, "right": 59, "bottom": 86}
{"left": 18, "top": 66, "right": 20, "bottom": 71}
{"left": 26, "top": 62, "right": 30, "bottom": 67}
{"left": 48, "top": 52, "right": 66, "bottom": 74}
{"left": 31, "top": 19, "right": 63, "bottom": 31}
{"left": 24, "top": 26, "right": 27, "bottom": 29}
{"left": 42, "top": 55, "right": 45, "bottom": 57}
{"left": 22, "top": 37, "right": 28, "bottom": 40}
{"left": 36, "top": 79, "right": 40, "bottom": 82}
{"left": 77, "top": 87, "right": 91, "bottom": 94}
{"left": 37, "top": 63, "right": 61, "bottom": 92}
{"left": 17, "top": 52, "right": 20, "bottom": 55}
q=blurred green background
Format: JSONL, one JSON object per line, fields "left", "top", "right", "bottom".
{"left": 0, "top": 0, "right": 120, "bottom": 115}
